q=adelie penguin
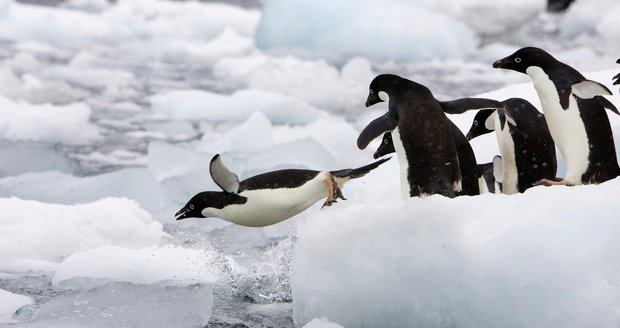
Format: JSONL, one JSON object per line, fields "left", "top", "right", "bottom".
{"left": 614, "top": 58, "right": 620, "bottom": 91}
{"left": 493, "top": 47, "right": 620, "bottom": 185}
{"left": 175, "top": 154, "right": 390, "bottom": 227}
{"left": 372, "top": 123, "right": 480, "bottom": 196}
{"left": 357, "top": 74, "right": 462, "bottom": 198}
{"left": 466, "top": 98, "right": 557, "bottom": 194}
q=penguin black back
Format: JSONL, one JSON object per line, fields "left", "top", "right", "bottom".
{"left": 361, "top": 74, "right": 462, "bottom": 198}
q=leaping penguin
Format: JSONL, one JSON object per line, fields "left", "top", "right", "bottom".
{"left": 175, "top": 154, "right": 390, "bottom": 227}
{"left": 357, "top": 74, "right": 461, "bottom": 198}
{"left": 493, "top": 47, "right": 620, "bottom": 185}
{"left": 465, "top": 98, "right": 557, "bottom": 194}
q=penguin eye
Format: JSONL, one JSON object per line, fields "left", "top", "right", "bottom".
{"left": 473, "top": 120, "right": 478, "bottom": 126}
{"left": 189, "top": 204, "right": 194, "bottom": 210}
{"left": 384, "top": 139, "right": 389, "bottom": 145}
{"left": 369, "top": 89, "right": 374, "bottom": 95}
{"left": 514, "top": 57, "right": 521, "bottom": 63}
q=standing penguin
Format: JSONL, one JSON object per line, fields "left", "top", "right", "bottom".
{"left": 493, "top": 47, "right": 620, "bottom": 185}
{"left": 466, "top": 98, "right": 557, "bottom": 194}
{"left": 175, "top": 154, "right": 390, "bottom": 227}
{"left": 357, "top": 74, "right": 461, "bottom": 198}
{"left": 373, "top": 120, "right": 480, "bottom": 196}
{"left": 477, "top": 156, "right": 503, "bottom": 194}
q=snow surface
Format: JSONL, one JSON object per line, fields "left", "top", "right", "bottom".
{"left": 0, "top": 289, "right": 33, "bottom": 324}
{"left": 0, "top": 0, "right": 619, "bottom": 326}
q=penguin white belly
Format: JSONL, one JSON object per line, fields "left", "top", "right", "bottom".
{"left": 496, "top": 121, "right": 518, "bottom": 195}
{"left": 527, "top": 66, "right": 589, "bottom": 185}
{"left": 391, "top": 128, "right": 411, "bottom": 199}
{"left": 205, "top": 172, "right": 329, "bottom": 227}
{"left": 478, "top": 177, "right": 489, "bottom": 194}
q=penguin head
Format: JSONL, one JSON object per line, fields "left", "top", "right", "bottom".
{"left": 175, "top": 191, "right": 246, "bottom": 220}
{"left": 373, "top": 132, "right": 395, "bottom": 159}
{"left": 366, "top": 74, "right": 402, "bottom": 107}
{"left": 493, "top": 47, "right": 554, "bottom": 73}
{"left": 466, "top": 109, "right": 496, "bottom": 141}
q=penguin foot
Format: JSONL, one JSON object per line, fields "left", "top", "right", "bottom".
{"left": 322, "top": 173, "right": 346, "bottom": 209}
{"left": 535, "top": 178, "right": 570, "bottom": 187}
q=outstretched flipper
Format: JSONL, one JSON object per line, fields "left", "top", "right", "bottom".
{"left": 439, "top": 98, "right": 503, "bottom": 114}
{"left": 322, "top": 157, "right": 391, "bottom": 208}
{"left": 571, "top": 80, "right": 612, "bottom": 98}
{"left": 357, "top": 112, "right": 398, "bottom": 150}
{"left": 209, "top": 154, "right": 240, "bottom": 194}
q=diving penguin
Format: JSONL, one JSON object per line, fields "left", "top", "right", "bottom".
{"left": 175, "top": 154, "right": 390, "bottom": 227}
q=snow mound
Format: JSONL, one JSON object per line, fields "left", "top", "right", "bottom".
{"left": 0, "top": 197, "right": 164, "bottom": 264}
{"left": 0, "top": 95, "right": 99, "bottom": 144}
{"left": 293, "top": 179, "right": 620, "bottom": 327}
{"left": 0, "top": 289, "right": 33, "bottom": 324}
{"left": 303, "top": 317, "right": 346, "bottom": 328}
{"left": 53, "top": 245, "right": 218, "bottom": 287}
{"left": 256, "top": 0, "right": 477, "bottom": 62}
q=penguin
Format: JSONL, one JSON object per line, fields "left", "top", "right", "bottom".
{"left": 477, "top": 155, "right": 503, "bottom": 194}
{"left": 465, "top": 98, "right": 557, "bottom": 194}
{"left": 614, "top": 58, "right": 620, "bottom": 90}
{"left": 357, "top": 74, "right": 461, "bottom": 198}
{"left": 373, "top": 120, "right": 480, "bottom": 196}
{"left": 493, "top": 47, "right": 620, "bottom": 185}
{"left": 175, "top": 154, "right": 390, "bottom": 227}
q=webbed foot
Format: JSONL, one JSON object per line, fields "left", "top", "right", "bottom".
{"left": 322, "top": 173, "right": 347, "bottom": 208}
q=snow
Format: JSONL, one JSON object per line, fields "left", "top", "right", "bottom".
{"left": 0, "top": 96, "right": 99, "bottom": 144}
{"left": 28, "top": 282, "right": 213, "bottom": 328}
{"left": 0, "top": 197, "right": 165, "bottom": 265}
{"left": 303, "top": 317, "right": 346, "bottom": 328}
{"left": 292, "top": 181, "right": 620, "bottom": 327}
{"left": 256, "top": 0, "right": 478, "bottom": 62}
{"left": 52, "top": 245, "right": 218, "bottom": 287}
{"left": 0, "top": 0, "right": 619, "bottom": 326}
{"left": 0, "top": 289, "right": 33, "bottom": 324}
{"left": 149, "top": 88, "right": 321, "bottom": 125}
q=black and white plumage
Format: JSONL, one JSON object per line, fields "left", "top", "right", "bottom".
{"left": 358, "top": 74, "right": 462, "bottom": 198}
{"left": 465, "top": 98, "right": 557, "bottom": 194}
{"left": 372, "top": 121, "right": 480, "bottom": 196}
{"left": 493, "top": 47, "right": 620, "bottom": 185}
{"left": 175, "top": 154, "right": 390, "bottom": 227}
{"left": 614, "top": 58, "right": 620, "bottom": 91}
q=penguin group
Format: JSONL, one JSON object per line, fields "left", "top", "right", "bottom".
{"left": 176, "top": 47, "right": 619, "bottom": 227}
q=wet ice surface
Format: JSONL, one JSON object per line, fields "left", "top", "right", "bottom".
{"left": 0, "top": 0, "right": 619, "bottom": 327}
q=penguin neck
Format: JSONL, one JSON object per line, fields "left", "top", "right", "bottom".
{"left": 526, "top": 66, "right": 590, "bottom": 185}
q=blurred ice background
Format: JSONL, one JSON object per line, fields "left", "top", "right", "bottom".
{"left": 0, "top": 0, "right": 619, "bottom": 327}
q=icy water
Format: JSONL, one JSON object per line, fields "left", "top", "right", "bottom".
{"left": 1, "top": 0, "right": 619, "bottom": 327}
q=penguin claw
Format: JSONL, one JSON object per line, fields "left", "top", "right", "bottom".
{"left": 322, "top": 173, "right": 346, "bottom": 209}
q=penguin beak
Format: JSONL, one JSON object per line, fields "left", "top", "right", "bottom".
{"left": 373, "top": 151, "right": 380, "bottom": 159}
{"left": 465, "top": 131, "right": 473, "bottom": 141}
{"left": 492, "top": 58, "right": 510, "bottom": 69}
{"left": 175, "top": 207, "right": 190, "bottom": 220}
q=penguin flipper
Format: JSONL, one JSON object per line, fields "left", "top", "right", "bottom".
{"left": 357, "top": 112, "right": 398, "bottom": 150}
{"left": 571, "top": 80, "right": 612, "bottom": 99}
{"left": 439, "top": 98, "right": 503, "bottom": 114}
{"left": 492, "top": 155, "right": 503, "bottom": 184}
{"left": 209, "top": 154, "right": 240, "bottom": 194}
{"left": 597, "top": 96, "right": 620, "bottom": 116}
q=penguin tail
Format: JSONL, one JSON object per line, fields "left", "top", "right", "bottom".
{"left": 330, "top": 157, "right": 391, "bottom": 183}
